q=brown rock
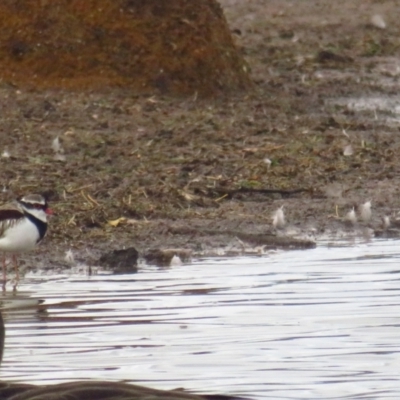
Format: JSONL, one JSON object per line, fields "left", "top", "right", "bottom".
{"left": 0, "top": 0, "right": 251, "bottom": 96}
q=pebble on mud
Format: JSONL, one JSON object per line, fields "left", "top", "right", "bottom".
{"left": 98, "top": 247, "right": 139, "bottom": 274}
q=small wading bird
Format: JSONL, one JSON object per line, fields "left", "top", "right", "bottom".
{"left": 0, "top": 312, "right": 250, "bottom": 400}
{"left": 0, "top": 194, "right": 53, "bottom": 285}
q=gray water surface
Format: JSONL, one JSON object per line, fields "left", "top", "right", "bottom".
{"left": 2, "top": 239, "right": 400, "bottom": 399}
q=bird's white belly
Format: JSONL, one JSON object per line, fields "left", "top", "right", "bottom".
{"left": 0, "top": 219, "right": 40, "bottom": 252}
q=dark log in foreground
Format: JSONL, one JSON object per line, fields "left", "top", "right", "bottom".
{"left": 0, "top": 313, "right": 251, "bottom": 400}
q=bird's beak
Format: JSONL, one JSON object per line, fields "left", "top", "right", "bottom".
{"left": 46, "top": 208, "right": 54, "bottom": 215}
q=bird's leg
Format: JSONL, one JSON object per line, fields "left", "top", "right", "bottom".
{"left": 2, "top": 254, "right": 6, "bottom": 292}
{"left": 12, "top": 255, "right": 19, "bottom": 281}
{"left": 12, "top": 255, "right": 18, "bottom": 292}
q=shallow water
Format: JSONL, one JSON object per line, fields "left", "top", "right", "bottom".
{"left": 1, "top": 239, "right": 400, "bottom": 399}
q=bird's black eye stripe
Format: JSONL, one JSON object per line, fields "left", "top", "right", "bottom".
{"left": 22, "top": 202, "right": 45, "bottom": 210}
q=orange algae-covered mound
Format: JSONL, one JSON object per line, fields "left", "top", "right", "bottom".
{"left": 0, "top": 0, "right": 251, "bottom": 96}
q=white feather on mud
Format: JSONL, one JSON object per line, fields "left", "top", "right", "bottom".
{"left": 52, "top": 136, "right": 66, "bottom": 161}
{"left": 345, "top": 208, "right": 357, "bottom": 224}
{"left": 272, "top": 206, "right": 285, "bottom": 229}
{"left": 170, "top": 254, "right": 182, "bottom": 266}
{"left": 1, "top": 149, "right": 10, "bottom": 158}
{"left": 383, "top": 216, "right": 390, "bottom": 229}
{"left": 343, "top": 144, "right": 354, "bottom": 156}
{"left": 52, "top": 136, "right": 63, "bottom": 153}
{"left": 370, "top": 14, "right": 386, "bottom": 29}
{"left": 360, "top": 201, "right": 372, "bottom": 223}
{"left": 64, "top": 249, "right": 76, "bottom": 265}
{"left": 263, "top": 157, "right": 272, "bottom": 169}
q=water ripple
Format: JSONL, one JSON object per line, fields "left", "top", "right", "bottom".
{"left": 1, "top": 239, "right": 400, "bottom": 399}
